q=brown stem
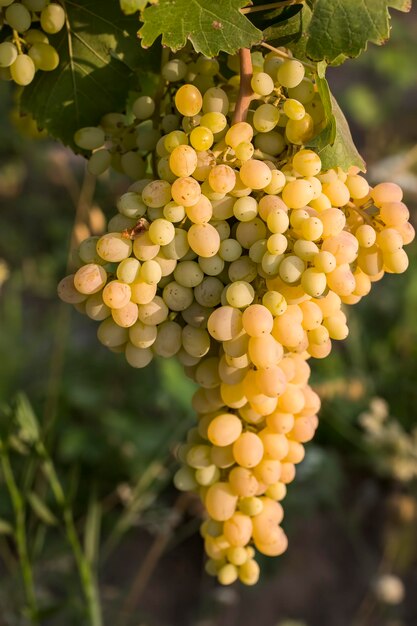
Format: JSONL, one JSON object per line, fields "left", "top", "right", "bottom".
{"left": 233, "top": 48, "right": 253, "bottom": 125}
{"left": 261, "top": 41, "right": 316, "bottom": 70}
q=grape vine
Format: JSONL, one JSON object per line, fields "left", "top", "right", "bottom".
{"left": 0, "top": 0, "right": 414, "bottom": 613}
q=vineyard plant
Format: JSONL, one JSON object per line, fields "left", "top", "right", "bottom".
{"left": 0, "top": 1, "right": 416, "bottom": 625}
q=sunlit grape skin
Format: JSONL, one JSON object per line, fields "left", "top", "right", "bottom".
{"left": 56, "top": 45, "right": 414, "bottom": 588}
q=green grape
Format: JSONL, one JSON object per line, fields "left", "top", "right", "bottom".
{"left": 148, "top": 218, "right": 175, "bottom": 246}
{"left": 0, "top": 0, "right": 14, "bottom": 6}
{"left": 253, "top": 103, "right": 280, "bottom": 133}
{"left": 0, "top": 42, "right": 18, "bottom": 68}
{"left": 174, "top": 260, "right": 204, "bottom": 288}
{"left": 292, "top": 149, "right": 321, "bottom": 177}
{"left": 161, "top": 113, "right": 180, "bottom": 134}
{"left": 24, "top": 29, "right": 50, "bottom": 45}
{"left": 132, "top": 95, "right": 155, "bottom": 120}
{"left": 175, "top": 84, "right": 203, "bottom": 117}
{"left": 28, "top": 43, "right": 59, "bottom": 71}
{"left": 164, "top": 130, "right": 188, "bottom": 153}
{"left": 198, "top": 254, "right": 224, "bottom": 276}
{"left": 136, "top": 121, "right": 160, "bottom": 151}
{"left": 163, "top": 281, "right": 194, "bottom": 311}
{"left": 162, "top": 58, "right": 187, "bottom": 82}
{"left": 140, "top": 259, "right": 163, "bottom": 285}
{"left": 5, "top": 4, "right": 32, "bottom": 32}
{"left": 288, "top": 78, "right": 315, "bottom": 104}
{"left": 74, "top": 127, "right": 105, "bottom": 151}
{"left": 254, "top": 131, "right": 286, "bottom": 157}
{"left": 88, "top": 149, "right": 112, "bottom": 176}
{"left": 251, "top": 71, "right": 274, "bottom": 96}
{"left": 293, "top": 239, "right": 319, "bottom": 262}
{"left": 219, "top": 238, "right": 242, "bottom": 262}
{"left": 235, "top": 141, "right": 254, "bottom": 162}
{"left": 10, "top": 55, "right": 36, "bottom": 86}
{"left": 233, "top": 196, "right": 258, "bottom": 222}
{"left": 267, "top": 233, "right": 287, "bottom": 255}
{"left": 98, "top": 318, "right": 128, "bottom": 348}
{"left": 142, "top": 180, "right": 172, "bottom": 208}
{"left": 186, "top": 195, "right": 212, "bottom": 224}
{"left": 196, "top": 55, "right": 219, "bottom": 76}
{"left": 23, "top": 0, "right": 48, "bottom": 10}
{"left": 226, "top": 281, "right": 255, "bottom": 308}
{"left": 40, "top": 3, "right": 66, "bottom": 34}
{"left": 283, "top": 98, "right": 305, "bottom": 121}
{"left": 279, "top": 255, "right": 305, "bottom": 283}
{"left": 120, "top": 151, "right": 146, "bottom": 179}
{"left": 277, "top": 59, "right": 305, "bottom": 88}
{"left": 163, "top": 201, "right": 186, "bottom": 223}
{"left": 200, "top": 112, "right": 227, "bottom": 134}
{"left": 153, "top": 321, "right": 182, "bottom": 357}
{"left": 285, "top": 113, "right": 314, "bottom": 145}
{"left": 85, "top": 292, "right": 110, "bottom": 321}
{"left": 190, "top": 126, "right": 214, "bottom": 151}
{"left": 239, "top": 160, "right": 272, "bottom": 190}
{"left": 125, "top": 343, "right": 153, "bottom": 368}
{"left": 97, "top": 233, "right": 132, "bottom": 262}
{"left": 282, "top": 179, "right": 315, "bottom": 209}
{"left": 172, "top": 176, "right": 201, "bottom": 207}
{"left": 225, "top": 122, "right": 253, "bottom": 149}
{"left": 78, "top": 236, "right": 101, "bottom": 264}
{"left": 117, "top": 258, "right": 141, "bottom": 283}
{"left": 169, "top": 144, "right": 198, "bottom": 177}
{"left": 202, "top": 86, "right": 229, "bottom": 115}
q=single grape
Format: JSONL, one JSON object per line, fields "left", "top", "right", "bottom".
{"left": 40, "top": 3, "right": 66, "bottom": 34}
{"left": 10, "top": 55, "right": 36, "bottom": 86}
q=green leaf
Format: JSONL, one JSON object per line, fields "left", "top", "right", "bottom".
{"left": 21, "top": 0, "right": 158, "bottom": 146}
{"left": 120, "top": 0, "right": 148, "bottom": 14}
{"left": 139, "top": 0, "right": 262, "bottom": 57}
{"left": 307, "top": 61, "right": 336, "bottom": 150}
{"left": 263, "top": 3, "right": 313, "bottom": 60}
{"left": 261, "top": 5, "right": 304, "bottom": 46}
{"left": 311, "top": 94, "right": 366, "bottom": 172}
{"left": 14, "top": 393, "right": 39, "bottom": 445}
{"left": 306, "top": 0, "right": 412, "bottom": 65}
{"left": 0, "top": 518, "right": 13, "bottom": 535}
{"left": 27, "top": 491, "right": 58, "bottom": 526}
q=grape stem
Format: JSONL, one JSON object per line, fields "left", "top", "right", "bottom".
{"left": 233, "top": 48, "right": 253, "bottom": 124}
{"left": 261, "top": 42, "right": 316, "bottom": 70}
{"left": 241, "top": 0, "right": 304, "bottom": 14}
{"left": 346, "top": 201, "right": 374, "bottom": 225}
{"left": 12, "top": 30, "right": 23, "bottom": 55}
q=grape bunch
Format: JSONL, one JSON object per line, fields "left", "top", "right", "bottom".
{"left": 58, "top": 48, "right": 415, "bottom": 585}
{"left": 0, "top": 0, "right": 64, "bottom": 86}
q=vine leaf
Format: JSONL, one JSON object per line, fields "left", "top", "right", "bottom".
{"left": 20, "top": 0, "right": 157, "bottom": 147}
{"left": 139, "top": 0, "right": 262, "bottom": 57}
{"left": 307, "top": 61, "right": 336, "bottom": 151}
{"left": 120, "top": 0, "right": 149, "bottom": 14}
{"left": 306, "top": 0, "right": 412, "bottom": 65}
{"left": 261, "top": 5, "right": 303, "bottom": 47}
{"left": 313, "top": 94, "right": 365, "bottom": 172}
{"left": 306, "top": 62, "right": 364, "bottom": 171}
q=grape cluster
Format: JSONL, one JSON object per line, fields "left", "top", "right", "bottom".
{"left": 58, "top": 49, "right": 415, "bottom": 585}
{"left": 0, "top": 0, "right": 64, "bottom": 86}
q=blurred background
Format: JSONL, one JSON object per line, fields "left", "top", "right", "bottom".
{"left": 0, "top": 10, "right": 416, "bottom": 626}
